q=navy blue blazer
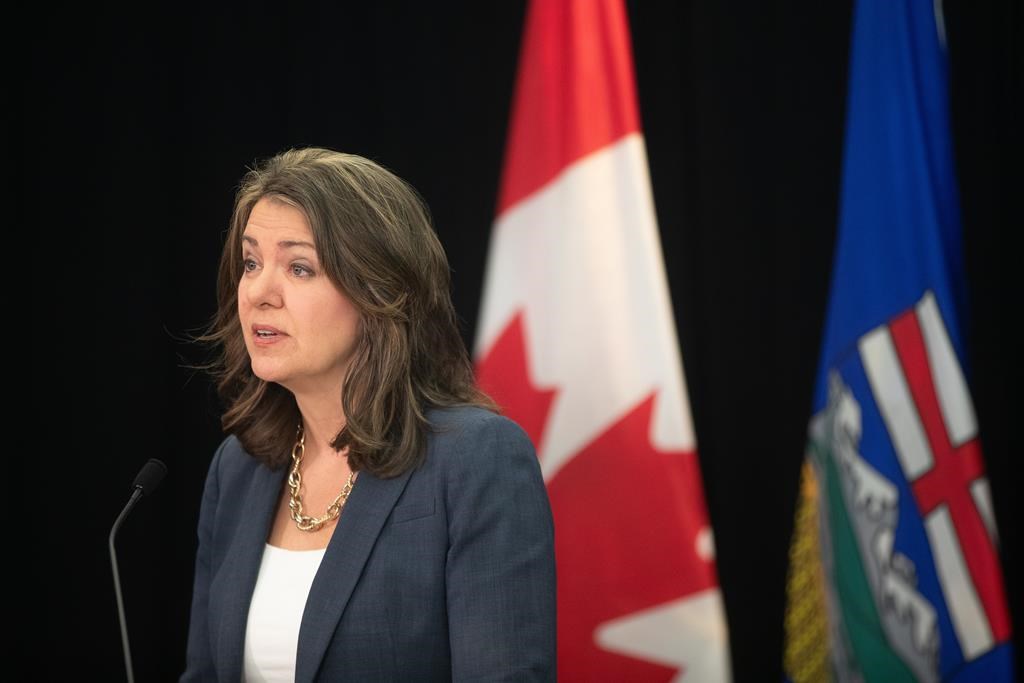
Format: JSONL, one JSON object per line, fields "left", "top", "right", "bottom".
{"left": 181, "top": 405, "right": 556, "bottom": 681}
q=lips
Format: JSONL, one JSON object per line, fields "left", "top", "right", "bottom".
{"left": 252, "top": 324, "right": 288, "bottom": 344}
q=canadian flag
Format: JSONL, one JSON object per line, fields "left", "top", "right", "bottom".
{"left": 473, "top": 0, "right": 731, "bottom": 680}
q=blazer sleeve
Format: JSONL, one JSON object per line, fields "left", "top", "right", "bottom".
{"left": 445, "top": 416, "right": 557, "bottom": 681}
{"left": 180, "top": 436, "right": 228, "bottom": 682}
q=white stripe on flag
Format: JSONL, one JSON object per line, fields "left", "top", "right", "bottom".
{"left": 924, "top": 505, "right": 993, "bottom": 659}
{"left": 970, "top": 478, "right": 998, "bottom": 545}
{"left": 595, "top": 588, "right": 730, "bottom": 683}
{"left": 860, "top": 326, "right": 933, "bottom": 479}
{"left": 477, "top": 135, "right": 695, "bottom": 482}
{"left": 916, "top": 291, "right": 977, "bottom": 446}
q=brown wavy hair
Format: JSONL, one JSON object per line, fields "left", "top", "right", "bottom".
{"left": 187, "top": 147, "right": 498, "bottom": 478}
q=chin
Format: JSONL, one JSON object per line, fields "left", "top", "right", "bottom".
{"left": 250, "top": 360, "right": 290, "bottom": 386}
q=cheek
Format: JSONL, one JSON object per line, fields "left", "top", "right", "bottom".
{"left": 323, "top": 304, "right": 361, "bottom": 354}
{"left": 236, "top": 300, "right": 251, "bottom": 339}
{"left": 343, "top": 307, "right": 361, "bottom": 342}
{"left": 321, "top": 291, "right": 360, "bottom": 334}
{"left": 237, "top": 283, "right": 250, "bottom": 313}
{"left": 325, "top": 307, "right": 359, "bottom": 343}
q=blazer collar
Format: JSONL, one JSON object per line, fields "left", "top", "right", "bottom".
{"left": 295, "top": 466, "right": 414, "bottom": 682}
{"left": 214, "top": 461, "right": 286, "bottom": 683}
{"left": 215, "top": 458, "right": 414, "bottom": 683}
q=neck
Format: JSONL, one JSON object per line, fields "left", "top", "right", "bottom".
{"left": 293, "top": 393, "right": 348, "bottom": 466}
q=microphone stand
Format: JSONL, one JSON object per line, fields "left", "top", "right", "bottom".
{"left": 109, "top": 487, "right": 144, "bottom": 683}
{"left": 109, "top": 459, "right": 165, "bottom": 683}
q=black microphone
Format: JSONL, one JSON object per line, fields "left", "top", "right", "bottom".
{"left": 109, "top": 459, "right": 167, "bottom": 683}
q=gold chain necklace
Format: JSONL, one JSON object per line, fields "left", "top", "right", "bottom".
{"left": 287, "top": 422, "right": 357, "bottom": 532}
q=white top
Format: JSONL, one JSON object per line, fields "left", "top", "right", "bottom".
{"left": 243, "top": 543, "right": 328, "bottom": 683}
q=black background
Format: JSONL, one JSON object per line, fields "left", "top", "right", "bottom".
{"left": 30, "top": 1, "right": 1020, "bottom": 681}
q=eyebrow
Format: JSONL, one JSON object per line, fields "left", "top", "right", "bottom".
{"left": 241, "top": 234, "right": 316, "bottom": 251}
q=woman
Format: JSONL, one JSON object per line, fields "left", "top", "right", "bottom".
{"left": 181, "top": 147, "right": 556, "bottom": 682}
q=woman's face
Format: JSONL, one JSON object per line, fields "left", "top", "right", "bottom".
{"left": 238, "top": 197, "right": 361, "bottom": 397}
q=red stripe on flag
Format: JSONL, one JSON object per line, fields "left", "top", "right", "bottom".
{"left": 496, "top": 0, "right": 641, "bottom": 215}
{"left": 889, "top": 309, "right": 1011, "bottom": 644}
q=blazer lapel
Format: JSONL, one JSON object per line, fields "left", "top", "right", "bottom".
{"left": 214, "top": 461, "right": 288, "bottom": 683}
{"left": 294, "top": 467, "right": 414, "bottom": 683}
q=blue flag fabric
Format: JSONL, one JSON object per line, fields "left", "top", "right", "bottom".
{"left": 818, "top": 0, "right": 966, "bottom": 378}
{"left": 794, "top": 0, "right": 1016, "bottom": 680}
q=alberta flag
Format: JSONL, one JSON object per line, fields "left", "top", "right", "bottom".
{"left": 782, "top": 0, "right": 1015, "bottom": 681}
{"left": 473, "top": 0, "right": 730, "bottom": 680}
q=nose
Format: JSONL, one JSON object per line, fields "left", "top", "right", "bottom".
{"left": 243, "top": 261, "right": 284, "bottom": 309}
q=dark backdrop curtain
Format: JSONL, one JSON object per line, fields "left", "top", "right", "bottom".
{"left": 29, "top": 1, "right": 1019, "bottom": 680}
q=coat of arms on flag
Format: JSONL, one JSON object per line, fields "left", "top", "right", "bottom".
{"left": 801, "top": 290, "right": 1011, "bottom": 682}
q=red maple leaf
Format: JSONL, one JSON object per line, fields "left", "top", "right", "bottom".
{"left": 476, "top": 310, "right": 558, "bottom": 454}
{"left": 476, "top": 309, "right": 718, "bottom": 681}
{"left": 548, "top": 393, "right": 717, "bottom": 681}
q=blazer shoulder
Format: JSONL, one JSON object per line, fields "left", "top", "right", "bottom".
{"left": 424, "top": 405, "right": 530, "bottom": 447}
{"left": 209, "top": 432, "right": 265, "bottom": 485}
{"left": 423, "top": 405, "right": 537, "bottom": 478}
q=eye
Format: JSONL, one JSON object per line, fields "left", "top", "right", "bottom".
{"left": 242, "top": 257, "right": 257, "bottom": 272}
{"left": 291, "top": 264, "right": 314, "bottom": 277}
